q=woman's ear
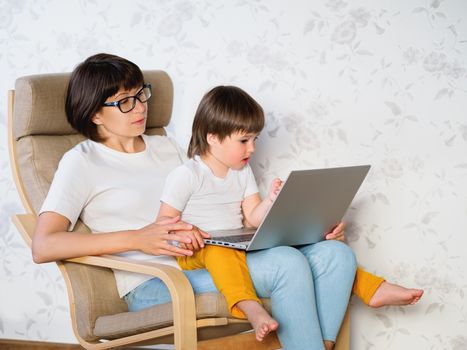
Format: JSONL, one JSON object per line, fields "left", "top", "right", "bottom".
{"left": 207, "top": 133, "right": 219, "bottom": 146}
{"left": 91, "top": 112, "right": 103, "bottom": 126}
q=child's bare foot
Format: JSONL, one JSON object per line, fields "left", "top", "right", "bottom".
{"left": 237, "top": 300, "right": 279, "bottom": 341}
{"left": 369, "top": 281, "right": 424, "bottom": 308}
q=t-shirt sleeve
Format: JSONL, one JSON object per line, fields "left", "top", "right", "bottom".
{"left": 244, "top": 165, "right": 259, "bottom": 198}
{"left": 160, "top": 164, "right": 194, "bottom": 212}
{"left": 39, "top": 150, "right": 91, "bottom": 230}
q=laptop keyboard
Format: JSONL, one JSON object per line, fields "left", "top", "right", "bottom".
{"left": 212, "top": 233, "right": 255, "bottom": 243}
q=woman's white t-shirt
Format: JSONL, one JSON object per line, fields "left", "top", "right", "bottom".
{"left": 40, "top": 134, "right": 187, "bottom": 297}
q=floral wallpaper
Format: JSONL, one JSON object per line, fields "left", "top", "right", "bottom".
{"left": 0, "top": 0, "right": 466, "bottom": 348}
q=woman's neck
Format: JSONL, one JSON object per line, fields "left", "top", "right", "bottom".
{"left": 101, "top": 135, "right": 146, "bottom": 153}
{"left": 200, "top": 152, "right": 229, "bottom": 178}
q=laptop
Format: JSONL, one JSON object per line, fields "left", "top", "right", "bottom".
{"left": 204, "top": 165, "right": 370, "bottom": 251}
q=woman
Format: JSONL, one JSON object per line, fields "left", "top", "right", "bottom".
{"left": 32, "top": 52, "right": 357, "bottom": 350}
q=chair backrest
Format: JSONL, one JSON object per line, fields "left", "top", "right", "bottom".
{"left": 9, "top": 70, "right": 174, "bottom": 341}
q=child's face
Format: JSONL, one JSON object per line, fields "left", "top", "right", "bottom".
{"left": 208, "top": 131, "right": 259, "bottom": 170}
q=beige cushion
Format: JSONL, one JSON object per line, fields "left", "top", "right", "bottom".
{"left": 94, "top": 294, "right": 271, "bottom": 340}
{"left": 64, "top": 262, "right": 128, "bottom": 342}
{"left": 17, "top": 135, "right": 85, "bottom": 214}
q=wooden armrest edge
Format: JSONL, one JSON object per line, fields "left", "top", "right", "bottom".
{"left": 11, "top": 213, "right": 35, "bottom": 247}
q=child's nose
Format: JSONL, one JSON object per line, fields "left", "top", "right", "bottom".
{"left": 248, "top": 141, "right": 256, "bottom": 153}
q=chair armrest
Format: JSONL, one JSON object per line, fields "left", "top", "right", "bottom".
{"left": 12, "top": 213, "right": 198, "bottom": 348}
{"left": 12, "top": 213, "right": 35, "bottom": 247}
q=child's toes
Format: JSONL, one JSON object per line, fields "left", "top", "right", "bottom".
{"left": 269, "top": 320, "right": 279, "bottom": 331}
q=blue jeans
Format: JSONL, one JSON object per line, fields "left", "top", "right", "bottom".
{"left": 124, "top": 241, "right": 356, "bottom": 350}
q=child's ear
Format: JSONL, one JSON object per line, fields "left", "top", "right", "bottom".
{"left": 207, "top": 133, "right": 219, "bottom": 146}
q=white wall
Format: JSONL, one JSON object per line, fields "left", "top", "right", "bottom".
{"left": 1, "top": 0, "right": 466, "bottom": 348}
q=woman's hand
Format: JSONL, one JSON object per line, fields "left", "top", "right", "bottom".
{"left": 325, "top": 222, "right": 346, "bottom": 242}
{"left": 137, "top": 216, "right": 203, "bottom": 257}
{"left": 175, "top": 222, "right": 211, "bottom": 252}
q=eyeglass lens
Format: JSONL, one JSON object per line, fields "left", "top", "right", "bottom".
{"left": 119, "top": 85, "right": 152, "bottom": 113}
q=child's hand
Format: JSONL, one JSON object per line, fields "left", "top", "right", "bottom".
{"left": 175, "top": 225, "right": 211, "bottom": 251}
{"left": 268, "top": 178, "right": 283, "bottom": 203}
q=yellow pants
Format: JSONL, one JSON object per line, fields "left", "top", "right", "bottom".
{"left": 178, "top": 246, "right": 385, "bottom": 318}
{"left": 177, "top": 245, "right": 259, "bottom": 318}
{"left": 353, "top": 267, "right": 385, "bottom": 304}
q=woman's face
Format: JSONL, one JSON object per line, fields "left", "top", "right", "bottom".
{"left": 92, "top": 84, "right": 148, "bottom": 142}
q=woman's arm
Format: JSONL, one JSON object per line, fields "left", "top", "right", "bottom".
{"left": 32, "top": 211, "right": 195, "bottom": 263}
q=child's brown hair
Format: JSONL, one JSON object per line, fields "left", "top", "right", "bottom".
{"left": 187, "top": 86, "right": 265, "bottom": 158}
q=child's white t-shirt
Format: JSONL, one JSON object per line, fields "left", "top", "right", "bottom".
{"left": 160, "top": 156, "right": 259, "bottom": 231}
{"left": 40, "top": 134, "right": 187, "bottom": 297}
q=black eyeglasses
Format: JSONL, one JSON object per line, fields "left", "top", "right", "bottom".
{"left": 102, "top": 83, "right": 152, "bottom": 113}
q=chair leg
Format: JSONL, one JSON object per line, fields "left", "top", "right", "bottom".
{"left": 333, "top": 307, "right": 350, "bottom": 350}
{"left": 197, "top": 331, "right": 281, "bottom": 350}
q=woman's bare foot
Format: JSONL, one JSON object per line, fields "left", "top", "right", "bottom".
{"left": 369, "top": 281, "right": 424, "bottom": 308}
{"left": 237, "top": 300, "right": 279, "bottom": 341}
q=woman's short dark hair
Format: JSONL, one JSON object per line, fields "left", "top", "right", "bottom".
{"left": 65, "top": 53, "right": 144, "bottom": 141}
{"left": 187, "top": 86, "right": 265, "bottom": 158}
